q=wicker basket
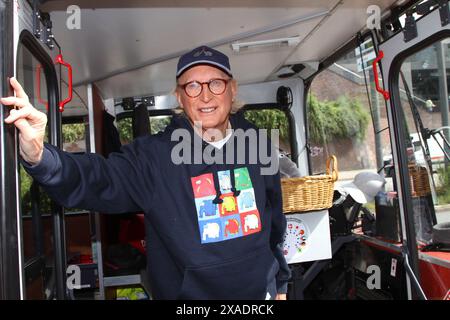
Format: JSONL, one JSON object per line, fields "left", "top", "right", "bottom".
{"left": 281, "top": 155, "right": 338, "bottom": 213}
{"left": 409, "top": 165, "right": 431, "bottom": 197}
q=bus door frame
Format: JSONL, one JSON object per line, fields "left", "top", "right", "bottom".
{"left": 379, "top": 7, "right": 450, "bottom": 300}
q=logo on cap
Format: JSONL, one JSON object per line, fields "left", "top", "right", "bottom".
{"left": 193, "top": 47, "right": 213, "bottom": 57}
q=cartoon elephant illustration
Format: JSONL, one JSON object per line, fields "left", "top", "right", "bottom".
{"left": 221, "top": 196, "right": 236, "bottom": 215}
{"left": 193, "top": 175, "right": 214, "bottom": 197}
{"left": 244, "top": 214, "right": 259, "bottom": 233}
{"left": 235, "top": 168, "right": 251, "bottom": 189}
{"left": 219, "top": 174, "right": 231, "bottom": 192}
{"left": 224, "top": 219, "right": 239, "bottom": 237}
{"left": 239, "top": 192, "right": 255, "bottom": 209}
{"left": 202, "top": 222, "right": 220, "bottom": 241}
{"left": 198, "top": 200, "right": 216, "bottom": 218}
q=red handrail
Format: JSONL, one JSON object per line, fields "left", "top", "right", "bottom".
{"left": 55, "top": 53, "right": 73, "bottom": 112}
{"left": 372, "top": 50, "right": 390, "bottom": 100}
{"left": 35, "top": 64, "right": 48, "bottom": 111}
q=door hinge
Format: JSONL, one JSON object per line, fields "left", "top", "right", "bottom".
{"left": 403, "top": 9, "right": 418, "bottom": 42}
{"left": 32, "top": 0, "right": 55, "bottom": 50}
{"left": 439, "top": 0, "right": 450, "bottom": 26}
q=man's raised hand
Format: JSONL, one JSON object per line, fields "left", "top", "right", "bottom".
{"left": 2, "top": 77, "right": 47, "bottom": 165}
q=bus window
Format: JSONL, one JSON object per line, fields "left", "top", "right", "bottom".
{"left": 307, "top": 38, "right": 395, "bottom": 238}
{"left": 243, "top": 108, "right": 293, "bottom": 157}
{"left": 117, "top": 114, "right": 172, "bottom": 145}
{"left": 150, "top": 115, "right": 171, "bottom": 135}
{"left": 62, "top": 118, "right": 89, "bottom": 219}
{"left": 117, "top": 117, "right": 132, "bottom": 145}
{"left": 397, "top": 37, "right": 450, "bottom": 236}
{"left": 17, "top": 41, "right": 55, "bottom": 299}
{"left": 62, "top": 120, "right": 87, "bottom": 153}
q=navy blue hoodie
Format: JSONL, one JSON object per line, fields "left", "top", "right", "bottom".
{"left": 23, "top": 112, "right": 291, "bottom": 299}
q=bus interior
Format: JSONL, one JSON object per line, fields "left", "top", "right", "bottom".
{"left": 0, "top": 0, "right": 449, "bottom": 300}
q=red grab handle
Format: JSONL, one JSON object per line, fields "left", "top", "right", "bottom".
{"left": 372, "top": 50, "right": 390, "bottom": 100}
{"left": 36, "top": 64, "right": 48, "bottom": 111}
{"left": 55, "top": 53, "right": 73, "bottom": 112}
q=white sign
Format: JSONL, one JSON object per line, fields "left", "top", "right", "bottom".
{"left": 355, "top": 40, "right": 376, "bottom": 72}
{"left": 356, "top": 50, "right": 376, "bottom": 72}
{"left": 390, "top": 258, "right": 397, "bottom": 277}
{"left": 282, "top": 210, "right": 331, "bottom": 264}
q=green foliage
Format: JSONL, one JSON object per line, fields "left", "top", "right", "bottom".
{"left": 117, "top": 117, "right": 133, "bottom": 144}
{"left": 437, "top": 166, "right": 450, "bottom": 204}
{"left": 20, "top": 167, "right": 32, "bottom": 211}
{"left": 21, "top": 123, "right": 87, "bottom": 215}
{"left": 117, "top": 116, "right": 172, "bottom": 145}
{"left": 150, "top": 116, "right": 171, "bottom": 134}
{"left": 20, "top": 167, "right": 52, "bottom": 215}
{"left": 62, "top": 123, "right": 85, "bottom": 143}
{"left": 307, "top": 94, "right": 370, "bottom": 144}
{"left": 244, "top": 109, "right": 290, "bottom": 143}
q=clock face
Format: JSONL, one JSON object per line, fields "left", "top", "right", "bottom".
{"left": 283, "top": 217, "right": 309, "bottom": 261}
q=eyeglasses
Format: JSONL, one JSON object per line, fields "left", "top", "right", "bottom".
{"left": 178, "top": 78, "right": 231, "bottom": 98}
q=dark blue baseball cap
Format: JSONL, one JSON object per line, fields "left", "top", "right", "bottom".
{"left": 176, "top": 45, "right": 232, "bottom": 78}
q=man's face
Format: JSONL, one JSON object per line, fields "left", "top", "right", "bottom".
{"left": 175, "top": 65, "right": 237, "bottom": 133}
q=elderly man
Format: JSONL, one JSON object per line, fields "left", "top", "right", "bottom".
{"left": 2, "top": 45, "right": 291, "bottom": 300}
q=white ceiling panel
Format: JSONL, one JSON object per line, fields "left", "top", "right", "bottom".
{"left": 286, "top": 0, "right": 399, "bottom": 64}
{"left": 95, "top": 15, "right": 325, "bottom": 99}
{"left": 39, "top": 0, "right": 400, "bottom": 101}
{"left": 48, "top": 5, "right": 332, "bottom": 83}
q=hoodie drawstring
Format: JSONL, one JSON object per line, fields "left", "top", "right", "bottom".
{"left": 212, "top": 170, "right": 223, "bottom": 204}
{"left": 210, "top": 150, "right": 240, "bottom": 203}
{"left": 212, "top": 168, "right": 240, "bottom": 204}
{"left": 211, "top": 148, "right": 224, "bottom": 204}
{"left": 207, "top": 127, "right": 240, "bottom": 203}
{"left": 230, "top": 169, "right": 241, "bottom": 197}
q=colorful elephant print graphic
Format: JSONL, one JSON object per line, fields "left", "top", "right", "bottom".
{"left": 218, "top": 170, "right": 232, "bottom": 193}
{"left": 191, "top": 173, "right": 215, "bottom": 198}
{"left": 239, "top": 191, "right": 255, "bottom": 211}
{"left": 234, "top": 168, "right": 252, "bottom": 190}
{"left": 224, "top": 219, "right": 240, "bottom": 237}
{"left": 198, "top": 199, "right": 217, "bottom": 218}
{"left": 220, "top": 195, "right": 237, "bottom": 216}
{"left": 192, "top": 168, "right": 261, "bottom": 243}
{"left": 244, "top": 213, "right": 259, "bottom": 233}
{"left": 202, "top": 222, "right": 220, "bottom": 241}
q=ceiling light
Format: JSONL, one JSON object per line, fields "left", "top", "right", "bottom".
{"left": 231, "top": 36, "right": 301, "bottom": 53}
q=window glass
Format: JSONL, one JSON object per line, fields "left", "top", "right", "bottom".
{"left": 308, "top": 38, "right": 395, "bottom": 240}
{"left": 62, "top": 120, "right": 88, "bottom": 214}
{"left": 394, "top": 37, "right": 450, "bottom": 301}
{"left": 244, "top": 109, "right": 292, "bottom": 156}
{"left": 62, "top": 122, "right": 87, "bottom": 153}
{"left": 117, "top": 117, "right": 132, "bottom": 145}
{"left": 17, "top": 44, "right": 51, "bottom": 218}
{"left": 397, "top": 38, "right": 450, "bottom": 235}
{"left": 117, "top": 114, "right": 172, "bottom": 145}
{"left": 17, "top": 42, "right": 55, "bottom": 299}
{"left": 308, "top": 39, "right": 392, "bottom": 177}
{"left": 150, "top": 115, "right": 171, "bottom": 134}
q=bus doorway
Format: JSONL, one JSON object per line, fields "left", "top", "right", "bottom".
{"left": 1, "top": 0, "right": 449, "bottom": 300}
